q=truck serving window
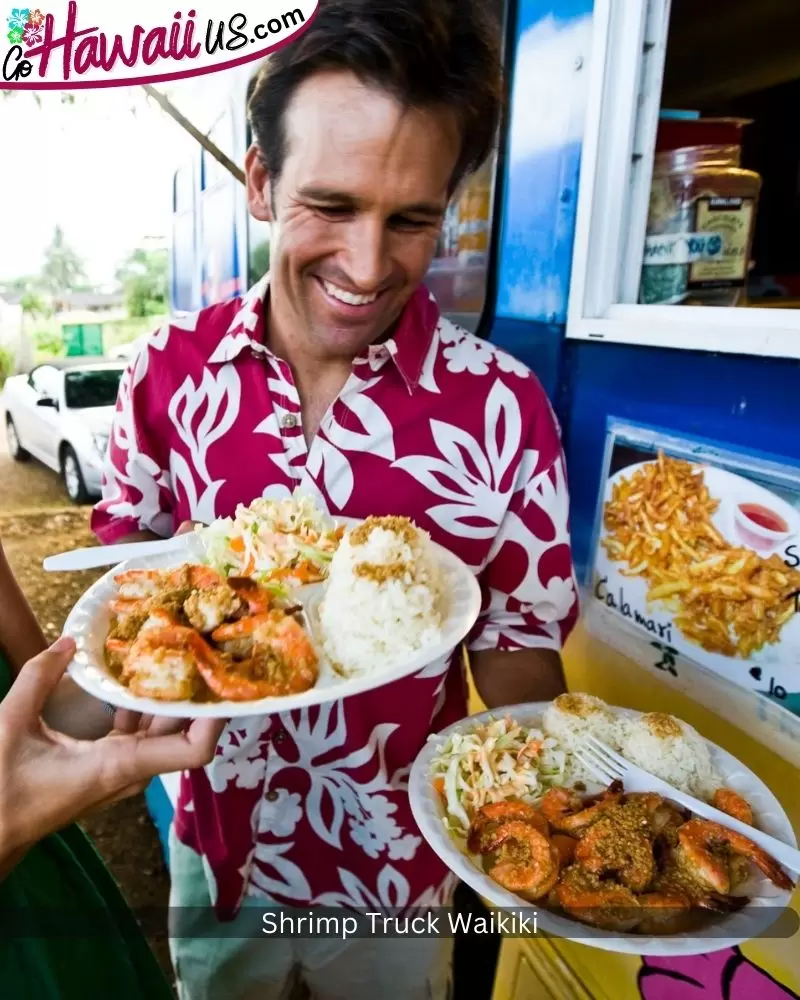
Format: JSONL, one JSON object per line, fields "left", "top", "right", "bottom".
{"left": 566, "top": 0, "right": 800, "bottom": 360}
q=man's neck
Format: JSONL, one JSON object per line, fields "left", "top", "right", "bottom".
{"left": 265, "top": 301, "right": 353, "bottom": 442}
{"left": 266, "top": 304, "right": 352, "bottom": 383}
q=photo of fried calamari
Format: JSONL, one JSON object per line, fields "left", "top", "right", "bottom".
{"left": 601, "top": 451, "right": 800, "bottom": 658}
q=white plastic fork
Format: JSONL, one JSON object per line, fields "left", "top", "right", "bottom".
{"left": 572, "top": 734, "right": 800, "bottom": 877}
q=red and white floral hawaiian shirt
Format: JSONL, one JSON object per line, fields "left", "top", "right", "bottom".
{"left": 92, "top": 274, "right": 579, "bottom": 918}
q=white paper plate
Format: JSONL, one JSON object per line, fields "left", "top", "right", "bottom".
{"left": 409, "top": 702, "right": 797, "bottom": 956}
{"left": 63, "top": 534, "right": 482, "bottom": 718}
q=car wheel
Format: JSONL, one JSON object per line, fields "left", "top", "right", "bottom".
{"left": 5, "top": 415, "right": 29, "bottom": 461}
{"left": 61, "top": 445, "right": 90, "bottom": 504}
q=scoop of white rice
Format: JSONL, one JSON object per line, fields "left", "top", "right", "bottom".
{"left": 618, "top": 712, "right": 721, "bottom": 799}
{"left": 318, "top": 516, "right": 444, "bottom": 675}
{"left": 542, "top": 693, "right": 621, "bottom": 751}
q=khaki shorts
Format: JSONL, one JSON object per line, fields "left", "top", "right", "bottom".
{"left": 168, "top": 829, "right": 454, "bottom": 1000}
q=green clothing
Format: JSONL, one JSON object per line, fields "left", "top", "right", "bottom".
{"left": 0, "top": 652, "right": 175, "bottom": 1000}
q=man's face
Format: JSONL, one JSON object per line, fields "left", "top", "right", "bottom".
{"left": 246, "top": 70, "right": 461, "bottom": 360}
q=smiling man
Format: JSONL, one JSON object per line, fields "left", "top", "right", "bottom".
{"left": 92, "top": 1, "right": 579, "bottom": 997}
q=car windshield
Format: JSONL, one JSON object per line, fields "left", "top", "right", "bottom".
{"left": 64, "top": 368, "right": 123, "bottom": 409}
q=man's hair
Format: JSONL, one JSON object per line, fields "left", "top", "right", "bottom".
{"left": 247, "top": 0, "right": 504, "bottom": 196}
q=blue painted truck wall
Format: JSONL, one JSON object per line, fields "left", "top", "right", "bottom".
{"left": 557, "top": 344, "right": 800, "bottom": 579}
{"left": 485, "top": 0, "right": 798, "bottom": 586}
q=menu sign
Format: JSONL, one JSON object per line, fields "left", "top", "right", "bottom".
{"left": 590, "top": 421, "right": 800, "bottom": 714}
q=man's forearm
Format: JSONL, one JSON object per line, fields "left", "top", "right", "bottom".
{"left": 470, "top": 648, "right": 567, "bottom": 708}
{"left": 109, "top": 530, "right": 162, "bottom": 544}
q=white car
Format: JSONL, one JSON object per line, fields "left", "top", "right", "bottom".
{"left": 4, "top": 358, "right": 124, "bottom": 503}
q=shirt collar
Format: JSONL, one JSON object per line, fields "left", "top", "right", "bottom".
{"left": 208, "top": 273, "right": 440, "bottom": 394}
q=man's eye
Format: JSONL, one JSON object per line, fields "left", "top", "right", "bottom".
{"left": 391, "top": 217, "right": 431, "bottom": 231}
{"left": 315, "top": 206, "right": 352, "bottom": 219}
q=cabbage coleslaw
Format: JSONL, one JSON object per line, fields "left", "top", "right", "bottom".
{"left": 199, "top": 493, "right": 343, "bottom": 598}
{"left": 429, "top": 715, "right": 579, "bottom": 838}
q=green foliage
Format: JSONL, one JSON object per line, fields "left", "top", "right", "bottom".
{"left": 34, "top": 329, "right": 64, "bottom": 358}
{"left": 0, "top": 346, "right": 14, "bottom": 387}
{"left": 115, "top": 249, "right": 168, "bottom": 319}
{"left": 20, "top": 290, "right": 50, "bottom": 319}
{"left": 249, "top": 241, "right": 271, "bottom": 286}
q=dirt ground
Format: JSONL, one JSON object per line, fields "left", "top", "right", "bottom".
{"left": 0, "top": 419, "right": 175, "bottom": 986}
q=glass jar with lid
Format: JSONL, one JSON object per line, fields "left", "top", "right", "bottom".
{"left": 639, "top": 144, "right": 762, "bottom": 307}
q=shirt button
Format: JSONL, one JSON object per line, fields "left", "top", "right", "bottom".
{"left": 281, "top": 413, "right": 298, "bottom": 430}
{"left": 273, "top": 729, "right": 287, "bottom": 744}
{"left": 266, "top": 790, "right": 279, "bottom": 802}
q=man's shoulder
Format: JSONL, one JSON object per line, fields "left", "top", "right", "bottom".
{"left": 133, "top": 296, "right": 248, "bottom": 367}
{"left": 430, "top": 315, "right": 562, "bottom": 451}
{"left": 434, "top": 316, "right": 548, "bottom": 402}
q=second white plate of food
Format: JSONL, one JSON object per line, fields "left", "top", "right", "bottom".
{"left": 63, "top": 518, "right": 482, "bottom": 718}
{"left": 409, "top": 698, "right": 797, "bottom": 956}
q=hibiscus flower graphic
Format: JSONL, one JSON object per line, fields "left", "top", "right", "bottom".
{"left": 6, "top": 8, "right": 30, "bottom": 32}
{"left": 6, "top": 25, "right": 23, "bottom": 44}
{"left": 27, "top": 8, "right": 44, "bottom": 27}
{"left": 22, "top": 21, "right": 41, "bottom": 45}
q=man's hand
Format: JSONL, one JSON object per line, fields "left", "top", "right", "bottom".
{"left": 0, "top": 637, "right": 224, "bottom": 871}
{"left": 111, "top": 521, "right": 205, "bottom": 545}
{"left": 470, "top": 648, "right": 567, "bottom": 708}
{"left": 175, "top": 521, "right": 204, "bottom": 537}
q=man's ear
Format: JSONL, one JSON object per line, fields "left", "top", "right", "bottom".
{"left": 245, "top": 144, "right": 273, "bottom": 222}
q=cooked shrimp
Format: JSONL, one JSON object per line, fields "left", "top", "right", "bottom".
{"left": 121, "top": 625, "right": 205, "bottom": 701}
{"left": 104, "top": 637, "right": 133, "bottom": 672}
{"left": 555, "top": 867, "right": 641, "bottom": 931}
{"left": 634, "top": 891, "right": 694, "bottom": 934}
{"left": 158, "top": 565, "right": 242, "bottom": 633}
{"left": 140, "top": 605, "right": 181, "bottom": 631}
{"left": 211, "top": 613, "right": 265, "bottom": 658}
{"left": 713, "top": 788, "right": 754, "bottom": 826}
{"left": 199, "top": 611, "right": 318, "bottom": 700}
{"left": 551, "top": 834, "right": 577, "bottom": 868}
{"left": 677, "top": 818, "right": 794, "bottom": 893}
{"left": 184, "top": 582, "right": 241, "bottom": 633}
{"left": 467, "top": 801, "right": 548, "bottom": 855}
{"left": 485, "top": 821, "right": 560, "bottom": 899}
{"left": 228, "top": 577, "right": 273, "bottom": 615}
{"left": 109, "top": 596, "right": 148, "bottom": 619}
{"left": 694, "top": 892, "right": 749, "bottom": 913}
{"left": 575, "top": 817, "right": 655, "bottom": 892}
{"left": 540, "top": 783, "right": 623, "bottom": 834}
{"left": 649, "top": 802, "right": 689, "bottom": 845}
{"left": 107, "top": 597, "right": 150, "bottom": 641}
{"left": 620, "top": 792, "right": 690, "bottom": 845}
{"left": 114, "top": 569, "right": 166, "bottom": 599}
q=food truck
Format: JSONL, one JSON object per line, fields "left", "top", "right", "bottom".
{"left": 151, "top": 0, "right": 800, "bottom": 994}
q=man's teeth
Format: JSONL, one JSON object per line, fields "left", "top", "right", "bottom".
{"left": 322, "top": 280, "right": 378, "bottom": 306}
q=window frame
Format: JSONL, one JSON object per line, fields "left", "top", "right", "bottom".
{"left": 29, "top": 365, "right": 60, "bottom": 398}
{"left": 565, "top": 0, "right": 800, "bottom": 361}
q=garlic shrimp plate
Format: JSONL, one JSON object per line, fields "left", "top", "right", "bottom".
{"left": 427, "top": 694, "right": 795, "bottom": 937}
{"left": 104, "top": 563, "right": 318, "bottom": 703}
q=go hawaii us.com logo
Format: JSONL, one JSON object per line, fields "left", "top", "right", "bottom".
{"left": 2, "top": 0, "right": 317, "bottom": 88}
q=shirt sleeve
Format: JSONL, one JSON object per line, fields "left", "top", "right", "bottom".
{"left": 467, "top": 388, "right": 580, "bottom": 654}
{"left": 91, "top": 339, "right": 176, "bottom": 544}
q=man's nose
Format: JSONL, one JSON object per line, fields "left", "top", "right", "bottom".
{"left": 341, "top": 217, "right": 391, "bottom": 290}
